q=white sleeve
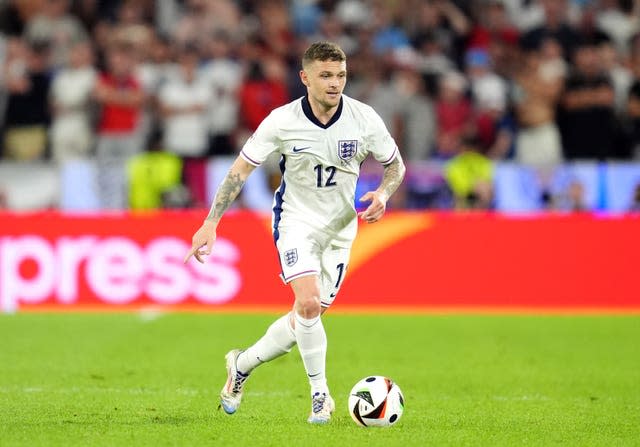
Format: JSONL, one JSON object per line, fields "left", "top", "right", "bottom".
{"left": 240, "top": 113, "right": 280, "bottom": 166}
{"left": 367, "top": 109, "right": 398, "bottom": 165}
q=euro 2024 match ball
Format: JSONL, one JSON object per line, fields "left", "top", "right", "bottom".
{"left": 348, "top": 376, "right": 404, "bottom": 427}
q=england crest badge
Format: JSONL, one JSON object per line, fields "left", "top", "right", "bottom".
{"left": 338, "top": 140, "right": 358, "bottom": 162}
{"left": 284, "top": 248, "right": 298, "bottom": 267}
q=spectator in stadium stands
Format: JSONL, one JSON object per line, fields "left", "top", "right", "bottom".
{"left": 369, "top": 2, "right": 410, "bottom": 55}
{"left": 413, "top": 30, "right": 455, "bottom": 96}
{"left": 158, "top": 43, "right": 212, "bottom": 207}
{"left": 392, "top": 60, "right": 437, "bottom": 161}
{"left": 595, "top": 0, "right": 640, "bottom": 56}
{"left": 171, "top": 0, "right": 210, "bottom": 46}
{"left": 599, "top": 40, "right": 633, "bottom": 116}
{"left": 5, "top": 0, "right": 640, "bottom": 213}
{"left": 435, "top": 70, "right": 473, "bottom": 159}
{"left": 467, "top": 0, "right": 520, "bottom": 80}
{"left": 0, "top": 0, "right": 42, "bottom": 37}
{"left": 24, "top": 0, "right": 87, "bottom": 69}
{"left": 171, "top": 0, "right": 240, "bottom": 48}
{"left": 520, "top": 0, "right": 579, "bottom": 61}
{"left": 112, "top": 20, "right": 154, "bottom": 75}
{"left": 2, "top": 39, "right": 51, "bottom": 161}
{"left": 558, "top": 38, "right": 618, "bottom": 160}
{"left": 290, "top": 0, "right": 322, "bottom": 38}
{"left": 93, "top": 42, "right": 145, "bottom": 209}
{"left": 345, "top": 54, "right": 399, "bottom": 134}
{"left": 115, "top": 0, "right": 152, "bottom": 26}
{"left": 628, "top": 47, "right": 640, "bottom": 159}
{"left": 134, "top": 32, "right": 173, "bottom": 150}
{"left": 200, "top": 30, "right": 243, "bottom": 156}
{"left": 333, "top": 0, "right": 371, "bottom": 30}
{"left": 465, "top": 48, "right": 508, "bottom": 151}
{"left": 253, "top": 0, "right": 294, "bottom": 58}
{"left": 409, "top": 0, "right": 470, "bottom": 66}
{"left": 238, "top": 57, "right": 289, "bottom": 133}
{"left": 575, "top": 4, "right": 612, "bottom": 51}
{"left": 466, "top": 47, "right": 506, "bottom": 110}
{"left": 49, "top": 40, "right": 96, "bottom": 162}
{"left": 500, "top": 0, "right": 547, "bottom": 32}
{"left": 512, "top": 43, "right": 564, "bottom": 166}
{"left": 136, "top": 33, "right": 175, "bottom": 95}
{"left": 309, "top": 11, "right": 358, "bottom": 57}
{"left": 444, "top": 140, "right": 494, "bottom": 210}
{"left": 539, "top": 37, "right": 569, "bottom": 80}
{"left": 69, "top": 0, "right": 102, "bottom": 33}
{"left": 158, "top": 44, "right": 210, "bottom": 157}
{"left": 467, "top": 0, "right": 519, "bottom": 54}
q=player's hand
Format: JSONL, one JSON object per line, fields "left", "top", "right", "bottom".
{"left": 358, "top": 191, "right": 388, "bottom": 224}
{"left": 183, "top": 220, "right": 217, "bottom": 264}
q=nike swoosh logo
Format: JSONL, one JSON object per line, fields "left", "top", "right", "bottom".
{"left": 308, "top": 372, "right": 321, "bottom": 378}
{"left": 292, "top": 146, "right": 311, "bottom": 153}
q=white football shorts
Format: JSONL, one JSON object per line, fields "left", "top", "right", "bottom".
{"left": 275, "top": 226, "right": 351, "bottom": 308}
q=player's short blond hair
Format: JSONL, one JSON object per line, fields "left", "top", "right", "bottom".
{"left": 302, "top": 41, "right": 346, "bottom": 68}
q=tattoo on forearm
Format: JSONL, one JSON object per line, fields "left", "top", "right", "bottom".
{"left": 379, "top": 157, "right": 405, "bottom": 198}
{"left": 206, "top": 171, "right": 246, "bottom": 221}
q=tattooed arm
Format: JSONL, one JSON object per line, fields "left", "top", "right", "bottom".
{"left": 358, "top": 153, "right": 406, "bottom": 224}
{"left": 184, "top": 157, "right": 256, "bottom": 263}
{"left": 377, "top": 154, "right": 406, "bottom": 200}
{"left": 206, "top": 157, "right": 256, "bottom": 223}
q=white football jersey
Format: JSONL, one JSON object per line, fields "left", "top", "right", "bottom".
{"left": 240, "top": 94, "right": 398, "bottom": 247}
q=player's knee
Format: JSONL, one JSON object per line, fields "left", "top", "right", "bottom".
{"left": 295, "top": 293, "right": 321, "bottom": 318}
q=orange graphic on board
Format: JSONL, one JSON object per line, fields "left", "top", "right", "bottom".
{"left": 349, "top": 213, "right": 433, "bottom": 274}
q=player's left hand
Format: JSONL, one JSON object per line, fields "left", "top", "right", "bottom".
{"left": 183, "top": 220, "right": 217, "bottom": 264}
{"left": 358, "top": 191, "right": 388, "bottom": 224}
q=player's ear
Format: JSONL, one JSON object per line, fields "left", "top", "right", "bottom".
{"left": 300, "top": 69, "right": 309, "bottom": 87}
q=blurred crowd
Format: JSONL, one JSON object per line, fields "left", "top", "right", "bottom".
{"left": 1, "top": 0, "right": 640, "bottom": 211}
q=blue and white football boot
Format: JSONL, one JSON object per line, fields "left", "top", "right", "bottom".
{"left": 307, "top": 392, "right": 335, "bottom": 424}
{"left": 219, "top": 349, "right": 249, "bottom": 414}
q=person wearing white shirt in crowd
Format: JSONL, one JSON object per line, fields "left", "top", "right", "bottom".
{"left": 158, "top": 44, "right": 212, "bottom": 158}
{"left": 199, "top": 31, "right": 242, "bottom": 156}
{"left": 50, "top": 40, "right": 96, "bottom": 162}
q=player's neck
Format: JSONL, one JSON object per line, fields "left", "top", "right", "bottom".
{"left": 308, "top": 97, "right": 339, "bottom": 125}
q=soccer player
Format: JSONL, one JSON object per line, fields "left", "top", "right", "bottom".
{"left": 184, "top": 41, "right": 406, "bottom": 424}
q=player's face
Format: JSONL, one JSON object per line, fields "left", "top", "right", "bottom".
{"left": 300, "top": 59, "right": 347, "bottom": 110}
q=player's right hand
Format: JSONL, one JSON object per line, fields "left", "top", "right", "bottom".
{"left": 183, "top": 220, "right": 217, "bottom": 264}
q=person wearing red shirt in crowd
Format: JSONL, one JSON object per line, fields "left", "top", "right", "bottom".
{"left": 435, "top": 70, "right": 473, "bottom": 158}
{"left": 93, "top": 42, "right": 145, "bottom": 209}
{"left": 239, "top": 57, "right": 289, "bottom": 132}
{"left": 467, "top": 0, "right": 519, "bottom": 51}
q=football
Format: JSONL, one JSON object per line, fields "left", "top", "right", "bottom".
{"left": 348, "top": 376, "right": 404, "bottom": 427}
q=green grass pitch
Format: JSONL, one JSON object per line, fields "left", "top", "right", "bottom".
{"left": 1, "top": 313, "right": 639, "bottom": 446}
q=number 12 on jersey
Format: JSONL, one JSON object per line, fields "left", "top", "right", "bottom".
{"left": 314, "top": 164, "right": 337, "bottom": 188}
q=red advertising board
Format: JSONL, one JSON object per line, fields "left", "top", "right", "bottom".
{"left": 0, "top": 211, "right": 638, "bottom": 313}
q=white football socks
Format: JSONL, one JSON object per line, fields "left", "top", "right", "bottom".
{"left": 236, "top": 312, "right": 296, "bottom": 374}
{"left": 233, "top": 311, "right": 329, "bottom": 396}
{"left": 294, "top": 312, "right": 328, "bottom": 396}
